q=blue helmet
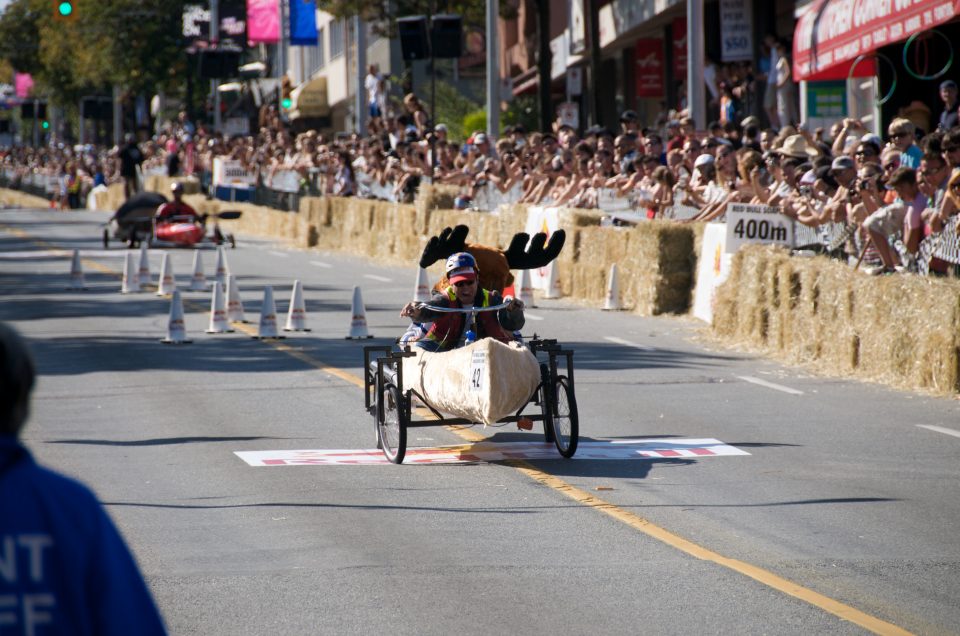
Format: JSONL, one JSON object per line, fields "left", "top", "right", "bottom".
{"left": 445, "top": 252, "right": 476, "bottom": 275}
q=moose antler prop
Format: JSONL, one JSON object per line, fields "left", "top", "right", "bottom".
{"left": 419, "top": 224, "right": 566, "bottom": 292}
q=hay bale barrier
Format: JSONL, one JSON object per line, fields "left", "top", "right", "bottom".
{"left": 9, "top": 175, "right": 951, "bottom": 396}
{"left": 713, "top": 245, "right": 960, "bottom": 395}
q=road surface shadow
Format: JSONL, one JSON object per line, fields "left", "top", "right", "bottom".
{"left": 46, "top": 435, "right": 290, "bottom": 446}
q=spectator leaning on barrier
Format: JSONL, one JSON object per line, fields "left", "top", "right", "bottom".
{"left": 861, "top": 166, "right": 926, "bottom": 274}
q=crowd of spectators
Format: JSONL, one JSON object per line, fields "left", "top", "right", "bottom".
{"left": 3, "top": 74, "right": 960, "bottom": 277}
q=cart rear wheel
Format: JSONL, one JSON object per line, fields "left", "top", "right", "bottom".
{"left": 378, "top": 384, "right": 407, "bottom": 464}
{"left": 550, "top": 376, "right": 578, "bottom": 458}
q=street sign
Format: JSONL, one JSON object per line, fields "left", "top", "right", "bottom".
{"left": 725, "top": 203, "right": 794, "bottom": 253}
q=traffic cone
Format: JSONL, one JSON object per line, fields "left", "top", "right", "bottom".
{"left": 254, "top": 286, "right": 284, "bottom": 339}
{"left": 205, "top": 281, "right": 233, "bottom": 333}
{"left": 67, "top": 249, "right": 86, "bottom": 291}
{"left": 156, "top": 252, "right": 176, "bottom": 296}
{"left": 346, "top": 285, "right": 373, "bottom": 339}
{"left": 160, "top": 290, "right": 192, "bottom": 344}
{"left": 517, "top": 268, "right": 535, "bottom": 308}
{"left": 284, "top": 280, "right": 310, "bottom": 332}
{"left": 188, "top": 250, "right": 208, "bottom": 291}
{"left": 602, "top": 263, "right": 621, "bottom": 311}
{"left": 214, "top": 246, "right": 229, "bottom": 287}
{"left": 226, "top": 274, "right": 246, "bottom": 323}
{"left": 541, "top": 261, "right": 562, "bottom": 299}
{"left": 414, "top": 267, "right": 431, "bottom": 302}
{"left": 121, "top": 252, "right": 141, "bottom": 293}
{"left": 137, "top": 243, "right": 151, "bottom": 287}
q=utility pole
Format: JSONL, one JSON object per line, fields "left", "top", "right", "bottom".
{"left": 486, "top": 0, "right": 499, "bottom": 139}
{"left": 686, "top": 0, "right": 706, "bottom": 128}
{"left": 536, "top": 0, "right": 551, "bottom": 132}
{"left": 210, "top": 0, "right": 221, "bottom": 132}
{"left": 112, "top": 85, "right": 121, "bottom": 146}
{"left": 354, "top": 16, "right": 367, "bottom": 135}
{"left": 586, "top": 0, "right": 601, "bottom": 128}
{"left": 278, "top": 0, "right": 287, "bottom": 115}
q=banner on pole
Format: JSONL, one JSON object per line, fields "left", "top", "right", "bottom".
{"left": 247, "top": 0, "right": 280, "bottom": 44}
{"left": 289, "top": 0, "right": 318, "bottom": 46}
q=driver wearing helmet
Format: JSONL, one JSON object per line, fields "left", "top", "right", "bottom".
{"left": 400, "top": 252, "right": 525, "bottom": 352}
{"left": 156, "top": 182, "right": 201, "bottom": 222}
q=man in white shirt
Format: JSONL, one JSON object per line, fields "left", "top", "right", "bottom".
{"left": 364, "top": 64, "right": 386, "bottom": 131}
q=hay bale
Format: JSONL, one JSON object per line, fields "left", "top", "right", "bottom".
{"left": 713, "top": 245, "right": 960, "bottom": 395}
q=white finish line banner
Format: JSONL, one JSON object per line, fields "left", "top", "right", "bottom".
{"left": 234, "top": 439, "right": 750, "bottom": 466}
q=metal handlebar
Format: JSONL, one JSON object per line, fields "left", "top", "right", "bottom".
{"left": 417, "top": 302, "right": 511, "bottom": 313}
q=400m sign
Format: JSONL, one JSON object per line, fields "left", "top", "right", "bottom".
{"left": 724, "top": 203, "right": 795, "bottom": 253}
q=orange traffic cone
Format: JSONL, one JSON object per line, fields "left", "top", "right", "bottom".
{"left": 188, "top": 249, "right": 208, "bottom": 291}
{"left": 205, "top": 281, "right": 233, "bottom": 333}
{"left": 346, "top": 286, "right": 373, "bottom": 339}
{"left": 284, "top": 280, "right": 310, "bottom": 331}
{"left": 67, "top": 249, "right": 87, "bottom": 291}
{"left": 602, "top": 263, "right": 621, "bottom": 311}
{"left": 121, "top": 252, "right": 141, "bottom": 293}
{"left": 160, "top": 290, "right": 192, "bottom": 344}
{"left": 226, "top": 274, "right": 246, "bottom": 323}
{"left": 254, "top": 286, "right": 284, "bottom": 339}
{"left": 156, "top": 252, "right": 176, "bottom": 296}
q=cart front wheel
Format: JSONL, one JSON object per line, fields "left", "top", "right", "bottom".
{"left": 550, "top": 376, "right": 578, "bottom": 458}
{"left": 378, "top": 384, "right": 407, "bottom": 464}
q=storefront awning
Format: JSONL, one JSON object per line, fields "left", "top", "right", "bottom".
{"left": 793, "top": 0, "right": 960, "bottom": 82}
{"left": 290, "top": 76, "right": 330, "bottom": 120}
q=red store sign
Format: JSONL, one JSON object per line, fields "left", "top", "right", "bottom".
{"left": 793, "top": 0, "right": 960, "bottom": 81}
{"left": 635, "top": 39, "right": 666, "bottom": 98}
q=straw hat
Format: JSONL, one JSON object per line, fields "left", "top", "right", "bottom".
{"left": 779, "top": 134, "right": 819, "bottom": 159}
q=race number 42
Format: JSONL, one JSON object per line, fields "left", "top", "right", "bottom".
{"left": 470, "top": 351, "right": 486, "bottom": 393}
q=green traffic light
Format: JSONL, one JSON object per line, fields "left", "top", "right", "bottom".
{"left": 57, "top": 2, "right": 73, "bottom": 17}
{"left": 41, "top": 121, "right": 50, "bottom": 129}
{"left": 281, "top": 98, "right": 292, "bottom": 109}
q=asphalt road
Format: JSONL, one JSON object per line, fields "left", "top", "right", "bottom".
{"left": 1, "top": 206, "right": 959, "bottom": 635}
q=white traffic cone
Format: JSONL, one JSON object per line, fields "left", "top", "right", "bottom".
{"left": 346, "top": 285, "right": 373, "bottom": 339}
{"left": 67, "top": 249, "right": 86, "bottom": 290}
{"left": 542, "top": 261, "right": 562, "bottom": 299}
{"left": 284, "top": 280, "right": 310, "bottom": 332}
{"left": 602, "top": 263, "right": 622, "bottom": 311}
{"left": 226, "top": 274, "right": 246, "bottom": 323}
{"left": 121, "top": 252, "right": 141, "bottom": 293}
{"left": 137, "top": 243, "right": 151, "bottom": 287}
{"left": 188, "top": 249, "right": 208, "bottom": 291}
{"left": 156, "top": 252, "right": 176, "bottom": 296}
{"left": 205, "top": 281, "right": 233, "bottom": 333}
{"left": 214, "top": 245, "right": 229, "bottom": 287}
{"left": 255, "top": 285, "right": 284, "bottom": 339}
{"left": 414, "top": 267, "right": 431, "bottom": 302}
{"left": 160, "top": 290, "right": 192, "bottom": 344}
{"left": 516, "top": 268, "right": 535, "bottom": 308}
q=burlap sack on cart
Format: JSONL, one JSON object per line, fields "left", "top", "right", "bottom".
{"left": 402, "top": 338, "right": 540, "bottom": 425}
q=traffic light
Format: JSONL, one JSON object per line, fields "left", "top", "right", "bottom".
{"left": 281, "top": 75, "right": 293, "bottom": 110}
{"left": 41, "top": 120, "right": 50, "bottom": 130}
{"left": 53, "top": 1, "right": 77, "bottom": 21}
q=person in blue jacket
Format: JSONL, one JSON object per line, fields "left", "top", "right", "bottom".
{"left": 0, "top": 322, "right": 166, "bottom": 635}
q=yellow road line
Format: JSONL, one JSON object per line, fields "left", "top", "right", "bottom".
{"left": 2, "top": 222, "right": 914, "bottom": 635}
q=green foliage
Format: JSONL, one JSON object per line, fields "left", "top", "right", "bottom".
{"left": 431, "top": 80, "right": 481, "bottom": 142}
{"left": 462, "top": 109, "right": 486, "bottom": 139}
{"left": 0, "top": 0, "right": 198, "bottom": 110}
{"left": 503, "top": 94, "right": 540, "bottom": 133}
